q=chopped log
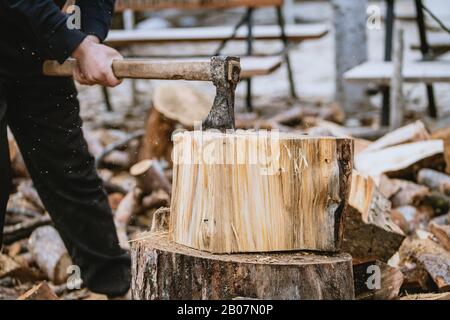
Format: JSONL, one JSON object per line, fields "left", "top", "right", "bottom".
{"left": 142, "top": 190, "right": 170, "bottom": 210}
{"left": 364, "top": 120, "right": 430, "bottom": 153}
{"left": 391, "top": 205, "right": 434, "bottom": 234}
{"left": 150, "top": 207, "right": 170, "bottom": 233}
{"left": 17, "top": 282, "right": 59, "bottom": 300}
{"left": 170, "top": 131, "right": 353, "bottom": 253}
{"left": 355, "top": 140, "right": 444, "bottom": 180}
{"left": 417, "top": 254, "right": 450, "bottom": 292}
{"left": 388, "top": 179, "right": 429, "bottom": 208}
{"left": 131, "top": 232, "right": 354, "bottom": 300}
{"left": 96, "top": 130, "right": 144, "bottom": 168}
{"left": 114, "top": 188, "right": 143, "bottom": 250}
{"left": 344, "top": 170, "right": 405, "bottom": 263}
{"left": 138, "top": 83, "right": 211, "bottom": 165}
{"left": 398, "top": 236, "right": 450, "bottom": 291}
{"left": 353, "top": 260, "right": 404, "bottom": 300}
{"left": 417, "top": 168, "right": 450, "bottom": 196}
{"left": 0, "top": 254, "right": 45, "bottom": 283}
{"left": 29, "top": 226, "right": 72, "bottom": 285}
{"left": 130, "top": 159, "right": 172, "bottom": 196}
{"left": 429, "top": 214, "right": 450, "bottom": 250}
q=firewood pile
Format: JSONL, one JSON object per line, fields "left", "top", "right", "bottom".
{"left": 1, "top": 83, "right": 449, "bottom": 300}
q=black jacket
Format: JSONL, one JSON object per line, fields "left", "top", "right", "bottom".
{"left": 0, "top": 0, "right": 115, "bottom": 78}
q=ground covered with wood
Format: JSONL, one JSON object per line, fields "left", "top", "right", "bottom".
{"left": 2, "top": 1, "right": 450, "bottom": 300}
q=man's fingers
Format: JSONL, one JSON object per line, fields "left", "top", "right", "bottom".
{"left": 73, "top": 65, "right": 92, "bottom": 85}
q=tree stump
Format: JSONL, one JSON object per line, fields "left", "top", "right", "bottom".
{"left": 170, "top": 131, "right": 353, "bottom": 253}
{"left": 131, "top": 232, "right": 354, "bottom": 300}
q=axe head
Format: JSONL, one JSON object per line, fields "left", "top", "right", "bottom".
{"left": 202, "top": 56, "right": 240, "bottom": 131}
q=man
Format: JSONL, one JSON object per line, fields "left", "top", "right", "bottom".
{"left": 0, "top": 0, "right": 130, "bottom": 297}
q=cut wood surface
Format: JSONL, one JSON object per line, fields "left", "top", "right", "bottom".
{"left": 170, "top": 131, "right": 353, "bottom": 253}
{"left": 106, "top": 24, "right": 328, "bottom": 45}
{"left": 131, "top": 232, "right": 355, "bottom": 300}
{"left": 344, "top": 171, "right": 404, "bottom": 263}
{"left": 138, "top": 83, "right": 211, "bottom": 164}
{"left": 344, "top": 61, "right": 450, "bottom": 85}
{"left": 355, "top": 140, "right": 444, "bottom": 180}
{"left": 130, "top": 159, "right": 172, "bottom": 195}
{"left": 363, "top": 121, "right": 430, "bottom": 153}
{"left": 28, "top": 226, "right": 72, "bottom": 285}
{"left": 353, "top": 260, "right": 404, "bottom": 300}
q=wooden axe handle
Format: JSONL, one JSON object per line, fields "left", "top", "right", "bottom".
{"left": 43, "top": 59, "right": 213, "bottom": 81}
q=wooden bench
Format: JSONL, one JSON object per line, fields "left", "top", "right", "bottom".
{"left": 343, "top": 61, "right": 450, "bottom": 85}
{"left": 106, "top": 24, "right": 328, "bottom": 46}
{"left": 411, "top": 33, "right": 450, "bottom": 57}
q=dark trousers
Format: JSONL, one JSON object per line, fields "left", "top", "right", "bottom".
{"left": 0, "top": 75, "right": 130, "bottom": 297}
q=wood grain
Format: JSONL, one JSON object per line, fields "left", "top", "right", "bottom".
{"left": 170, "top": 131, "right": 353, "bottom": 253}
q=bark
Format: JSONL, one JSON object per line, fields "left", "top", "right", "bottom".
{"left": 131, "top": 232, "right": 354, "bottom": 300}
{"left": 28, "top": 226, "right": 72, "bottom": 285}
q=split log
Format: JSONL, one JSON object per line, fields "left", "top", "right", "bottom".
{"left": 391, "top": 205, "right": 434, "bottom": 234}
{"left": 353, "top": 260, "right": 404, "bottom": 300}
{"left": 138, "top": 83, "right": 211, "bottom": 165}
{"left": 344, "top": 171, "right": 405, "bottom": 262}
{"left": 0, "top": 254, "right": 45, "bottom": 283}
{"left": 388, "top": 179, "right": 429, "bottom": 208}
{"left": 429, "top": 214, "right": 450, "bottom": 250}
{"left": 29, "top": 226, "right": 72, "bottom": 285}
{"left": 398, "top": 236, "right": 450, "bottom": 292}
{"left": 17, "top": 282, "right": 59, "bottom": 300}
{"left": 150, "top": 207, "right": 170, "bottom": 233}
{"left": 364, "top": 120, "right": 430, "bottom": 153}
{"left": 417, "top": 168, "right": 450, "bottom": 196}
{"left": 170, "top": 131, "right": 353, "bottom": 253}
{"left": 355, "top": 140, "right": 445, "bottom": 180}
{"left": 131, "top": 232, "right": 354, "bottom": 300}
{"left": 130, "top": 159, "right": 172, "bottom": 196}
{"left": 142, "top": 190, "right": 170, "bottom": 210}
{"left": 114, "top": 188, "right": 143, "bottom": 250}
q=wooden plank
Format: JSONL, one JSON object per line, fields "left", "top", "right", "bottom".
{"left": 240, "top": 56, "right": 283, "bottom": 78}
{"left": 106, "top": 24, "right": 329, "bottom": 46}
{"left": 411, "top": 33, "right": 450, "bottom": 53}
{"left": 115, "top": 0, "right": 284, "bottom": 12}
{"left": 344, "top": 61, "right": 450, "bottom": 85}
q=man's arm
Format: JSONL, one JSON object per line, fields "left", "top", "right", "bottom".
{"left": 2, "top": 0, "right": 122, "bottom": 87}
{"left": 76, "top": 0, "right": 115, "bottom": 43}
{"left": 1, "top": 0, "right": 86, "bottom": 63}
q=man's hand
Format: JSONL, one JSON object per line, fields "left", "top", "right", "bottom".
{"left": 72, "top": 36, "right": 123, "bottom": 87}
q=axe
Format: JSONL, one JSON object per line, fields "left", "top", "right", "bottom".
{"left": 43, "top": 56, "right": 241, "bottom": 131}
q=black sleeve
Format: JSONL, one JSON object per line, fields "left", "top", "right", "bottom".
{"left": 76, "top": 0, "right": 115, "bottom": 43}
{"left": 1, "top": 0, "right": 87, "bottom": 63}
